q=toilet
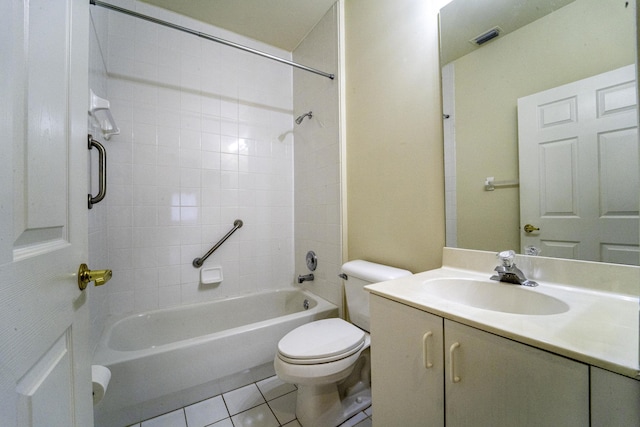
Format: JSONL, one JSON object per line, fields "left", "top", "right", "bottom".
{"left": 274, "top": 260, "right": 412, "bottom": 427}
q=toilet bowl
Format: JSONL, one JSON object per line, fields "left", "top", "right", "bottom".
{"left": 275, "top": 260, "right": 411, "bottom": 427}
{"left": 275, "top": 318, "right": 371, "bottom": 427}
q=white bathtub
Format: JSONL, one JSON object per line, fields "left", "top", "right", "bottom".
{"left": 93, "top": 289, "right": 338, "bottom": 427}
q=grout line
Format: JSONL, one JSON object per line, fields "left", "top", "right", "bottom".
{"left": 254, "top": 384, "right": 283, "bottom": 426}
{"left": 182, "top": 408, "right": 188, "bottom": 427}
{"left": 265, "top": 389, "right": 299, "bottom": 426}
{"left": 220, "top": 393, "right": 232, "bottom": 420}
{"left": 139, "top": 375, "right": 361, "bottom": 427}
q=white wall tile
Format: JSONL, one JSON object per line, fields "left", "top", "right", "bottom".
{"left": 109, "top": 247, "right": 134, "bottom": 270}
{"left": 158, "top": 265, "right": 181, "bottom": 286}
{"left": 88, "top": 11, "right": 111, "bottom": 351}
{"left": 99, "top": 1, "right": 302, "bottom": 318}
{"left": 156, "top": 244, "right": 181, "bottom": 265}
{"left": 133, "top": 206, "right": 158, "bottom": 227}
{"left": 293, "top": 4, "right": 342, "bottom": 312}
{"left": 158, "top": 285, "right": 182, "bottom": 308}
{"left": 109, "top": 291, "right": 135, "bottom": 315}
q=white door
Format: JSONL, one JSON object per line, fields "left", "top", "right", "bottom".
{"left": 518, "top": 65, "right": 639, "bottom": 265}
{"left": 0, "top": 1, "right": 93, "bottom": 426}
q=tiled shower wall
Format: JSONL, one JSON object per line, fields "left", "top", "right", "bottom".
{"left": 88, "top": 0, "right": 342, "bottom": 351}
{"left": 88, "top": 6, "right": 111, "bottom": 352}
{"left": 293, "top": 4, "right": 343, "bottom": 311}
{"left": 98, "top": 0, "right": 296, "bottom": 317}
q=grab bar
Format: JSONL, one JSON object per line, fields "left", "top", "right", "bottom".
{"left": 193, "top": 219, "right": 244, "bottom": 268}
{"left": 88, "top": 134, "right": 107, "bottom": 209}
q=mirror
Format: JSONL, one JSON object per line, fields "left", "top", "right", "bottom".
{"left": 439, "top": 0, "right": 639, "bottom": 265}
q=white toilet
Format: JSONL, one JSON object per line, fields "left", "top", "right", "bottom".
{"left": 274, "top": 260, "right": 412, "bottom": 427}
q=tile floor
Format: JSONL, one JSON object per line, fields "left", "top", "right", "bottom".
{"left": 128, "top": 375, "right": 372, "bottom": 427}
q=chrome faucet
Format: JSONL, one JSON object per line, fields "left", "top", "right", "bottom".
{"left": 490, "top": 250, "right": 538, "bottom": 287}
{"left": 297, "top": 273, "right": 314, "bottom": 284}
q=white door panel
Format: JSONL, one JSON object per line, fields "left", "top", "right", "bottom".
{"left": 16, "top": 333, "right": 74, "bottom": 427}
{"left": 1, "top": 0, "right": 92, "bottom": 426}
{"left": 518, "top": 64, "right": 639, "bottom": 265}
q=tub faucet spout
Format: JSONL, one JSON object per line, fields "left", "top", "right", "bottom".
{"left": 298, "top": 274, "right": 314, "bottom": 284}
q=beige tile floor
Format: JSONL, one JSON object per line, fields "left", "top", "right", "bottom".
{"left": 128, "top": 375, "right": 372, "bottom": 427}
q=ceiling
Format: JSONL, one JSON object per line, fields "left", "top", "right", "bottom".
{"left": 139, "top": 0, "right": 337, "bottom": 52}
{"left": 439, "top": 0, "right": 575, "bottom": 64}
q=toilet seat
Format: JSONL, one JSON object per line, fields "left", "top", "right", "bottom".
{"left": 277, "top": 318, "right": 365, "bottom": 365}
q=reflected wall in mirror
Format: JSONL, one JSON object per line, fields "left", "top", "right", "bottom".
{"left": 440, "top": 0, "right": 639, "bottom": 265}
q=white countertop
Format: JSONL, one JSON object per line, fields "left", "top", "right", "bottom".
{"left": 366, "top": 249, "right": 640, "bottom": 379}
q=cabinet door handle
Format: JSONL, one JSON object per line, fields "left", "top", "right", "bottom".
{"left": 422, "top": 331, "right": 433, "bottom": 368}
{"left": 449, "top": 342, "right": 461, "bottom": 383}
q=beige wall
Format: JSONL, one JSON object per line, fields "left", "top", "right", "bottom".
{"left": 453, "top": 0, "right": 636, "bottom": 252}
{"left": 344, "top": 0, "right": 447, "bottom": 273}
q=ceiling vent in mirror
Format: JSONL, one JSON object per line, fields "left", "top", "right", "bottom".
{"left": 470, "top": 26, "right": 502, "bottom": 46}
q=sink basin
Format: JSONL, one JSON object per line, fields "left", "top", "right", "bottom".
{"left": 421, "top": 278, "right": 569, "bottom": 315}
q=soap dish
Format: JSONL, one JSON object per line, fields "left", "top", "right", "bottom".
{"left": 201, "top": 267, "right": 223, "bottom": 285}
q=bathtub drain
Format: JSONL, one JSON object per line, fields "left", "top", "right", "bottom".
{"left": 303, "top": 299, "right": 310, "bottom": 310}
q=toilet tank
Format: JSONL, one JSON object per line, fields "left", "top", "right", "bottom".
{"left": 342, "top": 260, "right": 412, "bottom": 332}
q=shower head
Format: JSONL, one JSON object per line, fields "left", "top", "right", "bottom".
{"left": 295, "top": 111, "right": 313, "bottom": 125}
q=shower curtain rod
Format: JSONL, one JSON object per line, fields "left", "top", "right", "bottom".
{"left": 90, "top": 0, "right": 335, "bottom": 80}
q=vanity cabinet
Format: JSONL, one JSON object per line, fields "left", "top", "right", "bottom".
{"left": 370, "top": 294, "right": 590, "bottom": 427}
{"left": 444, "top": 318, "right": 589, "bottom": 426}
{"left": 591, "top": 366, "right": 640, "bottom": 427}
{"left": 370, "top": 294, "right": 444, "bottom": 426}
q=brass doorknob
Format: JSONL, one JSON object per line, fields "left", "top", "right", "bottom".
{"left": 523, "top": 224, "right": 540, "bottom": 233}
{"left": 78, "top": 263, "right": 112, "bottom": 290}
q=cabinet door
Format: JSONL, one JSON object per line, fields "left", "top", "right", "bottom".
{"left": 444, "top": 320, "right": 589, "bottom": 427}
{"left": 370, "top": 295, "right": 444, "bottom": 427}
{"left": 591, "top": 366, "right": 640, "bottom": 426}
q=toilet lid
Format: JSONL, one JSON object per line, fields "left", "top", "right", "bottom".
{"left": 278, "top": 318, "right": 366, "bottom": 364}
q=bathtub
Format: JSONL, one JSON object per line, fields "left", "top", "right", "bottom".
{"left": 93, "top": 289, "right": 338, "bottom": 427}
